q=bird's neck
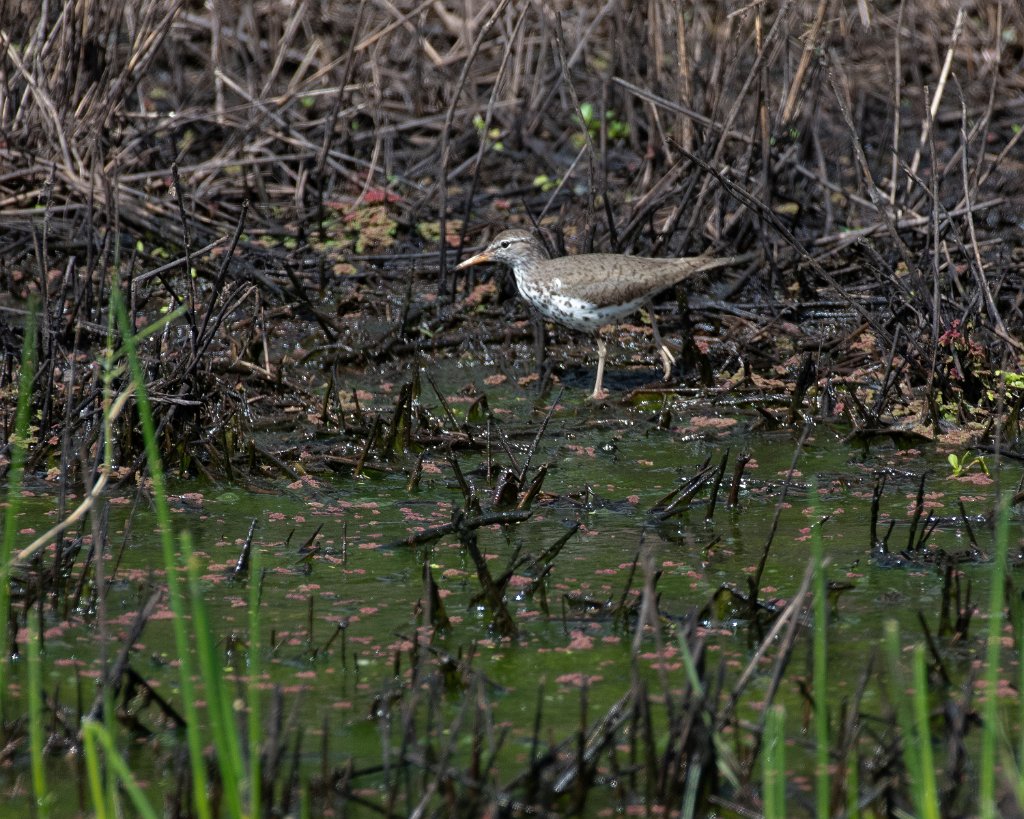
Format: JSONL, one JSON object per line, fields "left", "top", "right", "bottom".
{"left": 508, "top": 242, "right": 550, "bottom": 281}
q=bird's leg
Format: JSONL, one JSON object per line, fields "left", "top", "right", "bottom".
{"left": 531, "top": 312, "right": 546, "bottom": 379}
{"left": 590, "top": 336, "right": 609, "bottom": 400}
{"left": 646, "top": 301, "right": 675, "bottom": 380}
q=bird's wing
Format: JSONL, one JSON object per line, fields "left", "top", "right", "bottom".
{"left": 541, "top": 254, "right": 717, "bottom": 308}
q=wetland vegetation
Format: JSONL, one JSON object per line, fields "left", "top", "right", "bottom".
{"left": 1, "top": 0, "right": 1024, "bottom": 816}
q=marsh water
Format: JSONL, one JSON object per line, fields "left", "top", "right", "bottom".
{"left": 4, "top": 359, "right": 1018, "bottom": 813}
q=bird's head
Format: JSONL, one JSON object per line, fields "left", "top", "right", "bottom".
{"left": 455, "top": 229, "right": 549, "bottom": 270}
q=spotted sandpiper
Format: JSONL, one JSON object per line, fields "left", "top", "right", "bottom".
{"left": 456, "top": 228, "right": 754, "bottom": 399}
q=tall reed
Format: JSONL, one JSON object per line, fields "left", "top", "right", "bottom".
{"left": 812, "top": 520, "right": 829, "bottom": 817}
{"left": 111, "top": 286, "right": 211, "bottom": 816}
{"left": 980, "top": 496, "right": 1010, "bottom": 818}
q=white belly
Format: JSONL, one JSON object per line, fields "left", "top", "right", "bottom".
{"left": 518, "top": 277, "right": 647, "bottom": 331}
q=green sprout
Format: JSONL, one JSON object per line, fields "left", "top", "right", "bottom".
{"left": 572, "top": 102, "right": 629, "bottom": 148}
{"left": 532, "top": 174, "right": 558, "bottom": 192}
{"left": 996, "top": 370, "right": 1024, "bottom": 391}
{"left": 472, "top": 114, "right": 504, "bottom": 151}
{"left": 947, "top": 451, "right": 989, "bottom": 478}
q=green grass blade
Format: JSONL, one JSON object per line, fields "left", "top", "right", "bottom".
{"left": 27, "top": 609, "right": 49, "bottom": 817}
{"left": 846, "top": 750, "right": 860, "bottom": 819}
{"left": 884, "top": 620, "right": 923, "bottom": 815}
{"left": 81, "top": 717, "right": 109, "bottom": 819}
{"left": 911, "top": 643, "right": 939, "bottom": 819}
{"left": 812, "top": 523, "right": 829, "bottom": 817}
{"left": 980, "top": 493, "right": 1010, "bottom": 818}
{"left": 1015, "top": 586, "right": 1024, "bottom": 809}
{"left": 110, "top": 286, "right": 211, "bottom": 819}
{"left": 1015, "top": 584, "right": 1024, "bottom": 787}
{"left": 763, "top": 703, "right": 785, "bottom": 819}
{"left": 112, "top": 304, "right": 188, "bottom": 362}
{"left": 248, "top": 536, "right": 263, "bottom": 818}
{"left": 181, "top": 530, "right": 245, "bottom": 817}
{"left": 82, "top": 720, "right": 159, "bottom": 819}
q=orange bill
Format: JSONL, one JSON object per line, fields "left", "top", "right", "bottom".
{"left": 454, "top": 250, "right": 493, "bottom": 270}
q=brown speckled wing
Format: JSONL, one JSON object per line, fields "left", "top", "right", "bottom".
{"left": 539, "top": 254, "right": 722, "bottom": 308}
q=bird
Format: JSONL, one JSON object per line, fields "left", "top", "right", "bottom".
{"left": 455, "top": 228, "right": 754, "bottom": 399}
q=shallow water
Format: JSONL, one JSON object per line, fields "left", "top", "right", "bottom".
{"left": 4, "top": 365, "right": 1019, "bottom": 814}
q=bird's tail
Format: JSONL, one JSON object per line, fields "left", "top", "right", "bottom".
{"left": 700, "top": 249, "right": 761, "bottom": 271}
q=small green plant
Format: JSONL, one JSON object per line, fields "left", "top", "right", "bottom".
{"left": 324, "top": 200, "right": 397, "bottom": 254}
{"left": 994, "top": 369, "right": 1024, "bottom": 392}
{"left": 472, "top": 113, "right": 503, "bottom": 151}
{"left": 947, "top": 450, "right": 990, "bottom": 478}
{"left": 571, "top": 102, "right": 629, "bottom": 148}
{"left": 532, "top": 174, "right": 558, "bottom": 192}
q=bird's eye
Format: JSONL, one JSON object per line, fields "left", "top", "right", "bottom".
{"left": 499, "top": 240, "right": 510, "bottom": 248}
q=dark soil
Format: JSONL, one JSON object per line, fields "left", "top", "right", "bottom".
{"left": 2, "top": 0, "right": 1023, "bottom": 483}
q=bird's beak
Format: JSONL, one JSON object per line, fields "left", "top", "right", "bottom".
{"left": 455, "top": 250, "right": 493, "bottom": 270}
